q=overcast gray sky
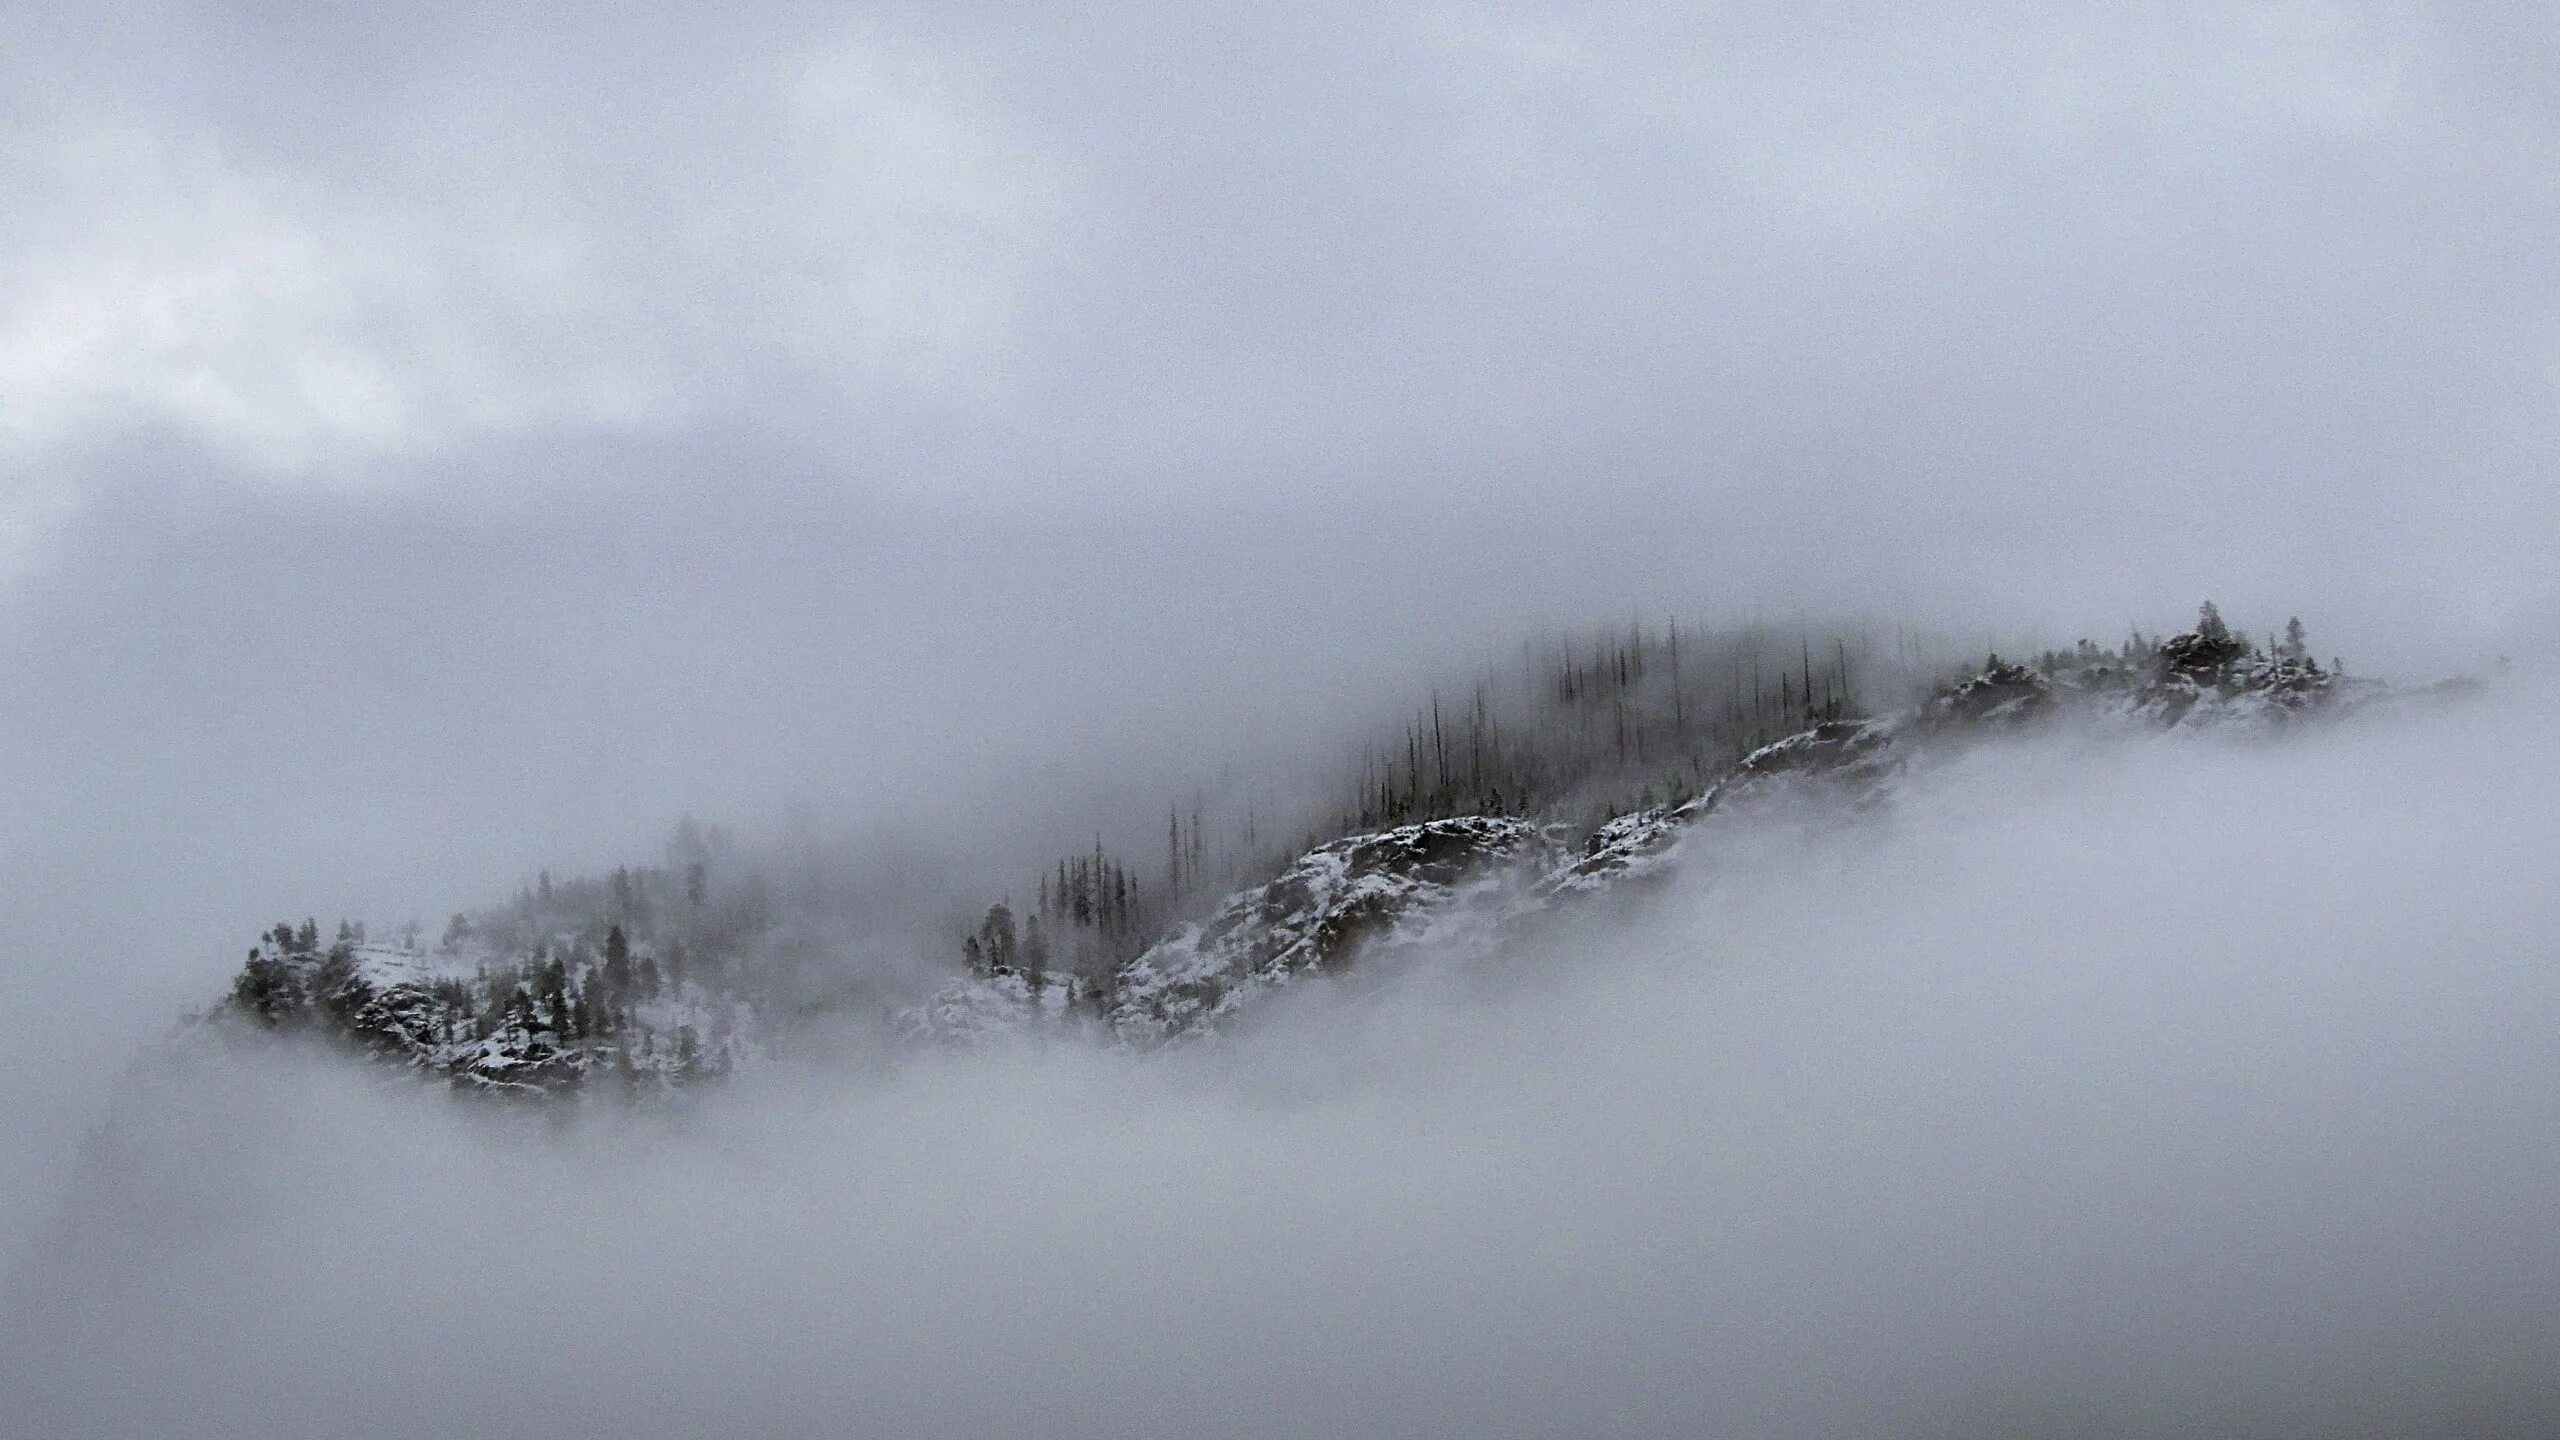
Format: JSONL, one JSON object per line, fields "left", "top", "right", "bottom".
{"left": 3, "top": 20, "right": 2553, "bottom": 918}
{"left": 8, "top": 0, "right": 2555, "bottom": 848}
{"left": 13, "top": 677, "right": 2560, "bottom": 1439}
{"left": 5, "top": 2, "right": 2554, "bottom": 604}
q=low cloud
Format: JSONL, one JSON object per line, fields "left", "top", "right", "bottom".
{"left": 8, "top": 686, "right": 2554, "bottom": 1438}
{"left": 0, "top": 18, "right": 1053, "bottom": 488}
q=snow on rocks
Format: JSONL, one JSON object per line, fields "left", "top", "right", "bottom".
{"left": 1104, "top": 816, "right": 1561, "bottom": 1045}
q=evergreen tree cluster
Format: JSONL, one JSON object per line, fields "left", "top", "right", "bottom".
{"left": 220, "top": 813, "right": 765, "bottom": 1096}
{"left": 965, "top": 839, "right": 1158, "bottom": 989}
{"left": 226, "top": 915, "right": 737, "bottom": 1094}
{"left": 1335, "top": 620, "right": 1873, "bottom": 834}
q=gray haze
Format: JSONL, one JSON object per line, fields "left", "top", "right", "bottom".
{"left": 11, "top": 686, "right": 2560, "bottom": 1437}
{"left": 4, "top": 2, "right": 2559, "bottom": 1433}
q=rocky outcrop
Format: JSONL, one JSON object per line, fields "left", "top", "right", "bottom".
{"left": 1930, "top": 662, "right": 2054, "bottom": 726}
{"left": 1106, "top": 816, "right": 1561, "bottom": 1043}
{"left": 1540, "top": 718, "right": 1900, "bottom": 901}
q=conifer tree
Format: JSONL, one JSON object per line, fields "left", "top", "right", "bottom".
{"left": 232, "top": 948, "right": 306, "bottom": 1024}
{"left": 979, "top": 903, "right": 1018, "bottom": 972}
{"left": 602, "top": 924, "right": 633, "bottom": 1000}
{"left": 544, "top": 968, "right": 572, "bottom": 1037}
{"left": 1023, "top": 914, "right": 1049, "bottom": 983}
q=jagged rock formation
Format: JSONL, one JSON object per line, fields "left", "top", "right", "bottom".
{"left": 1106, "top": 816, "right": 1562, "bottom": 1043}
{"left": 1538, "top": 715, "right": 1903, "bottom": 900}
{"left": 1933, "top": 661, "right": 2055, "bottom": 725}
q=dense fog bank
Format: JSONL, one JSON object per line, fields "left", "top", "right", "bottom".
{"left": 6, "top": 682, "right": 2553, "bottom": 1438}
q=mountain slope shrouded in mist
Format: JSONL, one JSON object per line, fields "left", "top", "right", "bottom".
{"left": 184, "top": 602, "right": 2412, "bottom": 1088}
{"left": 10, "top": 4, "right": 2558, "bottom": 1432}
{"left": 6, "top": 605, "right": 2553, "bottom": 1440}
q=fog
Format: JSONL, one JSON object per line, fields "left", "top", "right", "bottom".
{"left": 4, "top": 683, "right": 2554, "bottom": 1437}
{"left": 5, "top": 1, "right": 2560, "bottom": 1433}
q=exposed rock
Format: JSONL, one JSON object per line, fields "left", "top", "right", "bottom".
{"left": 1538, "top": 796, "right": 1710, "bottom": 898}
{"left": 1104, "top": 817, "right": 1559, "bottom": 1044}
{"left": 1930, "top": 663, "right": 2053, "bottom": 726}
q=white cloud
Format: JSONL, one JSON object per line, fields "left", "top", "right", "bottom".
{"left": 0, "top": 29, "right": 1059, "bottom": 486}
{"left": 10, "top": 685, "right": 2557, "bottom": 1437}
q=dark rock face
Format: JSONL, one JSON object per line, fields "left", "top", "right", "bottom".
{"left": 2158, "top": 627, "right": 2250, "bottom": 677}
{"left": 1094, "top": 722, "right": 1925, "bottom": 1045}
{"left": 344, "top": 982, "right": 447, "bottom": 1066}
{"left": 1541, "top": 797, "right": 1711, "bottom": 898}
{"left": 1256, "top": 819, "right": 1548, "bottom": 967}
{"left": 2158, "top": 602, "right": 2253, "bottom": 679}
{"left": 1105, "top": 817, "right": 1559, "bottom": 1043}
{"left": 1932, "top": 664, "right": 2053, "bottom": 726}
{"left": 1724, "top": 719, "right": 1901, "bottom": 793}
{"left": 1542, "top": 721, "right": 1898, "bottom": 900}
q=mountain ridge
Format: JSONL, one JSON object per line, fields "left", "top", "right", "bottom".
{"left": 196, "top": 603, "right": 2428, "bottom": 1093}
